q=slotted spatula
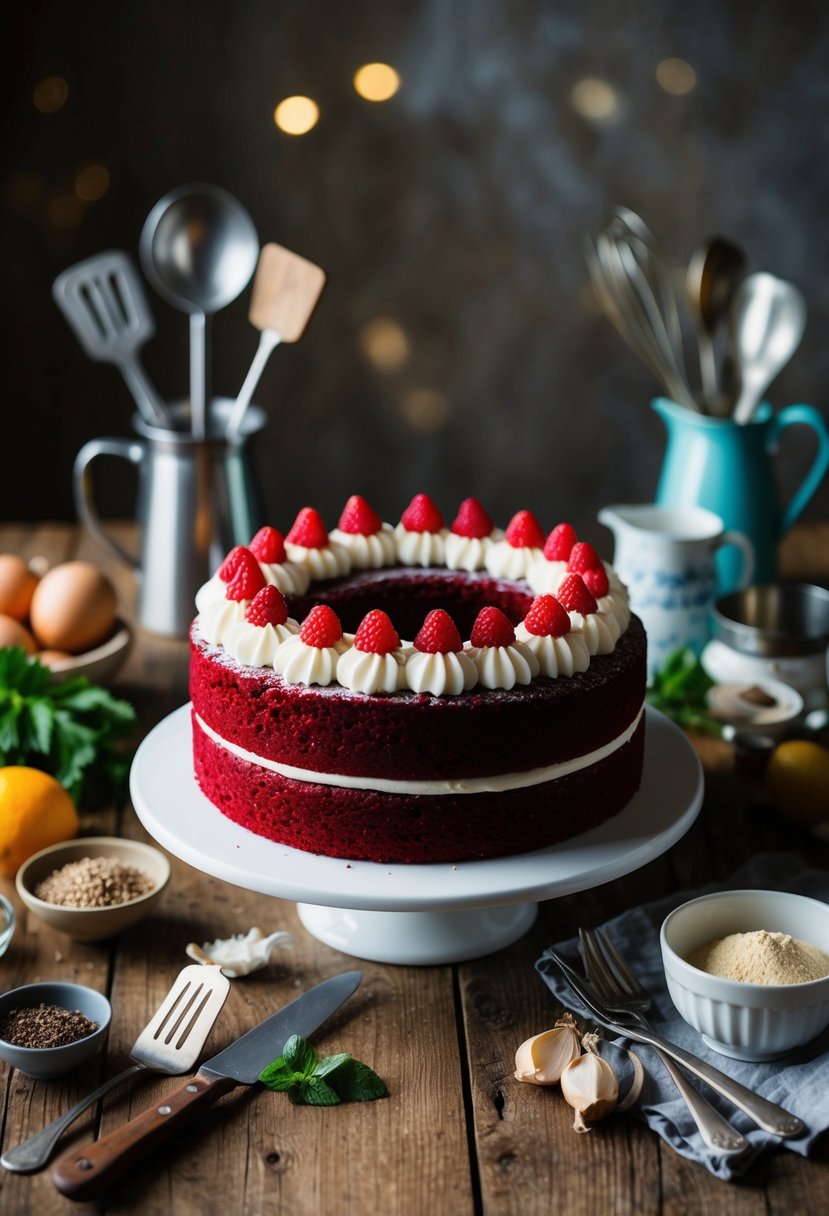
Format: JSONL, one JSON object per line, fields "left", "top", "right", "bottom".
{"left": 53, "top": 250, "right": 172, "bottom": 429}
{"left": 224, "top": 242, "right": 326, "bottom": 439}
{"left": 1, "top": 964, "right": 229, "bottom": 1174}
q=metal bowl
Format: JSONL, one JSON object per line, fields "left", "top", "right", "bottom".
{"left": 711, "top": 583, "right": 829, "bottom": 658}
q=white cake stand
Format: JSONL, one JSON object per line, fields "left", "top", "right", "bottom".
{"left": 130, "top": 704, "right": 703, "bottom": 965}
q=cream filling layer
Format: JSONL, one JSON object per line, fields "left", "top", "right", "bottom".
{"left": 194, "top": 704, "right": 644, "bottom": 796}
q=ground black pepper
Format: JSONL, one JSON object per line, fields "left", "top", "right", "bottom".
{"left": 0, "top": 1003, "right": 98, "bottom": 1048}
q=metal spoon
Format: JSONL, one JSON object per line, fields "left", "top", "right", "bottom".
{"left": 140, "top": 184, "right": 259, "bottom": 439}
{"left": 686, "top": 236, "right": 747, "bottom": 414}
{"left": 729, "top": 272, "right": 807, "bottom": 425}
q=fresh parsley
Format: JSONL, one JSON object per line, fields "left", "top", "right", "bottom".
{"left": 259, "top": 1034, "right": 387, "bottom": 1106}
{"left": 0, "top": 646, "right": 136, "bottom": 805}
{"left": 646, "top": 647, "right": 723, "bottom": 736}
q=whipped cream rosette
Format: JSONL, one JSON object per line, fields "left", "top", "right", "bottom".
{"left": 329, "top": 494, "right": 397, "bottom": 569}
{"left": 394, "top": 493, "right": 448, "bottom": 567}
{"left": 404, "top": 609, "right": 477, "bottom": 695}
{"left": 337, "top": 609, "right": 407, "bottom": 694}
{"left": 224, "top": 585, "right": 298, "bottom": 667}
{"left": 273, "top": 605, "right": 349, "bottom": 687}
{"left": 284, "top": 506, "right": 351, "bottom": 579}
{"left": 198, "top": 545, "right": 267, "bottom": 645}
{"left": 556, "top": 573, "right": 621, "bottom": 656}
{"left": 485, "top": 509, "right": 547, "bottom": 581}
{"left": 515, "top": 594, "right": 591, "bottom": 677}
{"left": 465, "top": 606, "right": 540, "bottom": 690}
{"left": 444, "top": 497, "right": 502, "bottom": 572}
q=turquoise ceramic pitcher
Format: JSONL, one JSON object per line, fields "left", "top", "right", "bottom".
{"left": 653, "top": 398, "right": 829, "bottom": 593}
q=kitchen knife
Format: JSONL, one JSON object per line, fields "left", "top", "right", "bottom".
{"left": 52, "top": 969, "right": 363, "bottom": 1201}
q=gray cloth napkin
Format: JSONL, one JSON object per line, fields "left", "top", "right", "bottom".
{"left": 536, "top": 852, "right": 829, "bottom": 1180}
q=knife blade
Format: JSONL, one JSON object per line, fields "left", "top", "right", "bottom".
{"left": 52, "top": 969, "right": 362, "bottom": 1201}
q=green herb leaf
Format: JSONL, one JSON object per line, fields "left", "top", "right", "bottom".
{"left": 327, "top": 1058, "right": 387, "bottom": 1102}
{"left": 258, "top": 1034, "right": 386, "bottom": 1106}
{"left": 646, "top": 647, "right": 723, "bottom": 737}
{"left": 295, "top": 1076, "right": 341, "bottom": 1106}
{"left": 0, "top": 647, "right": 137, "bottom": 805}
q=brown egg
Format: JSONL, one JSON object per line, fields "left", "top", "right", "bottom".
{"left": 0, "top": 613, "right": 37, "bottom": 654}
{"left": 29, "top": 561, "right": 117, "bottom": 654}
{"left": 0, "top": 555, "right": 39, "bottom": 622}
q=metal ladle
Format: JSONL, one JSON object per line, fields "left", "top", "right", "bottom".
{"left": 685, "top": 236, "right": 747, "bottom": 414}
{"left": 140, "top": 184, "right": 259, "bottom": 438}
{"left": 728, "top": 272, "right": 807, "bottom": 425}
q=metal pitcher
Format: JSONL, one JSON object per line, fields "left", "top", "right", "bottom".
{"left": 74, "top": 400, "right": 265, "bottom": 636}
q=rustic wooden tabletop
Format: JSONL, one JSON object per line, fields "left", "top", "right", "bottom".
{"left": 0, "top": 520, "right": 828, "bottom": 1216}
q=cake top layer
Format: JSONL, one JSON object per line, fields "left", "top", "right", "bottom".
{"left": 194, "top": 494, "right": 631, "bottom": 696}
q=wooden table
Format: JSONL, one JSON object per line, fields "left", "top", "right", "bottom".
{"left": 1, "top": 521, "right": 828, "bottom": 1216}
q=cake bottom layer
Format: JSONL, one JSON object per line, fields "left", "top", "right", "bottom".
{"left": 192, "top": 712, "right": 646, "bottom": 864}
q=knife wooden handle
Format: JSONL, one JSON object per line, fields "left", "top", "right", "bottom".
{"left": 51, "top": 1071, "right": 237, "bottom": 1201}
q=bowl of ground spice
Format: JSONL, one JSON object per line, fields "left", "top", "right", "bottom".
{"left": 0, "top": 981, "right": 111, "bottom": 1079}
{"left": 16, "top": 836, "right": 170, "bottom": 941}
{"left": 661, "top": 889, "right": 829, "bottom": 1060}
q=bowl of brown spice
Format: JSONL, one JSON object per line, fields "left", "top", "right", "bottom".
{"left": 16, "top": 836, "right": 170, "bottom": 942}
{"left": 661, "top": 889, "right": 829, "bottom": 1061}
{"left": 0, "top": 981, "right": 111, "bottom": 1079}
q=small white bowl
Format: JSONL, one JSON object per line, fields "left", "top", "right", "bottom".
{"left": 706, "top": 677, "right": 804, "bottom": 740}
{"left": 16, "top": 837, "right": 170, "bottom": 942}
{"left": 660, "top": 889, "right": 829, "bottom": 1061}
{"left": 37, "top": 619, "right": 132, "bottom": 685}
{"left": 0, "top": 981, "right": 111, "bottom": 1079}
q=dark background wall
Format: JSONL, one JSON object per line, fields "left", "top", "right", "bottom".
{"left": 3, "top": 0, "right": 829, "bottom": 548}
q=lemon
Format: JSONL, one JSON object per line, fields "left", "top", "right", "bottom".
{"left": 766, "top": 741, "right": 829, "bottom": 826}
{"left": 0, "top": 767, "right": 78, "bottom": 876}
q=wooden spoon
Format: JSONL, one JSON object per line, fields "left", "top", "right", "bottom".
{"left": 225, "top": 243, "right": 326, "bottom": 438}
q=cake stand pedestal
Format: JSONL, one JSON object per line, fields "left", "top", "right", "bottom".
{"left": 130, "top": 705, "right": 703, "bottom": 966}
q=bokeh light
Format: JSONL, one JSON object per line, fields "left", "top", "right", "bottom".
{"left": 353, "top": 63, "right": 401, "bottom": 102}
{"left": 570, "top": 78, "right": 620, "bottom": 121}
{"left": 273, "top": 96, "right": 319, "bottom": 135}
{"left": 33, "top": 76, "right": 68, "bottom": 114}
{"left": 46, "top": 193, "right": 85, "bottom": 230}
{"left": 399, "top": 389, "right": 448, "bottom": 434}
{"left": 360, "top": 317, "right": 410, "bottom": 372}
{"left": 656, "top": 58, "right": 698, "bottom": 95}
{"left": 74, "top": 164, "right": 110, "bottom": 202}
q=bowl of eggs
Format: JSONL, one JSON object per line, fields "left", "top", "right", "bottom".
{"left": 0, "top": 555, "right": 131, "bottom": 683}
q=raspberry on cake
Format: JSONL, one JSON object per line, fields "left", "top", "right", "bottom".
{"left": 249, "top": 526, "right": 287, "bottom": 565}
{"left": 190, "top": 495, "right": 647, "bottom": 864}
{"left": 395, "top": 493, "right": 448, "bottom": 567}
{"left": 486, "top": 509, "right": 547, "bottom": 580}
{"left": 515, "top": 594, "right": 591, "bottom": 678}
{"left": 285, "top": 506, "right": 351, "bottom": 580}
{"left": 330, "top": 495, "right": 397, "bottom": 569}
{"left": 466, "top": 605, "right": 540, "bottom": 690}
{"left": 445, "top": 497, "right": 501, "bottom": 572}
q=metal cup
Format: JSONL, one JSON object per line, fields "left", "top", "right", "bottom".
{"left": 74, "top": 400, "right": 265, "bottom": 636}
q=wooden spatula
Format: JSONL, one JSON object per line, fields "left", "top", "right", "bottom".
{"left": 225, "top": 243, "right": 326, "bottom": 438}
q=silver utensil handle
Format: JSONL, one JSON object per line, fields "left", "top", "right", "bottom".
{"left": 652, "top": 1048, "right": 748, "bottom": 1153}
{"left": 117, "top": 358, "right": 173, "bottom": 430}
{"left": 628, "top": 1023, "right": 804, "bottom": 1138}
{"left": 225, "top": 328, "right": 281, "bottom": 440}
{"left": 1, "top": 1064, "right": 143, "bottom": 1174}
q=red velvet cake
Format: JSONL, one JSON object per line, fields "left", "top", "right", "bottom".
{"left": 190, "top": 497, "right": 647, "bottom": 864}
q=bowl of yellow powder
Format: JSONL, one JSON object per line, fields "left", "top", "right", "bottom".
{"left": 660, "top": 889, "right": 829, "bottom": 1060}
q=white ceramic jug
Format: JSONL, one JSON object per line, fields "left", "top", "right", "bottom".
{"left": 598, "top": 504, "right": 755, "bottom": 678}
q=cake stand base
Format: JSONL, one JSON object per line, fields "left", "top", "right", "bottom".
{"left": 296, "top": 902, "right": 538, "bottom": 965}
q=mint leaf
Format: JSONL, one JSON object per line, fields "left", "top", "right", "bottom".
{"left": 295, "top": 1076, "right": 341, "bottom": 1106}
{"left": 23, "top": 697, "right": 55, "bottom": 755}
{"left": 314, "top": 1051, "right": 352, "bottom": 1079}
{"left": 259, "top": 1059, "right": 301, "bottom": 1091}
{"left": 259, "top": 1034, "right": 386, "bottom": 1106}
{"left": 282, "top": 1033, "right": 318, "bottom": 1078}
{"left": 328, "top": 1058, "right": 387, "bottom": 1102}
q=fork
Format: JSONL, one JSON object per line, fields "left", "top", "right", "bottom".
{"left": 544, "top": 948, "right": 805, "bottom": 1138}
{"left": 579, "top": 928, "right": 748, "bottom": 1154}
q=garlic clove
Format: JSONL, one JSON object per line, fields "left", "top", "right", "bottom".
{"left": 560, "top": 1051, "right": 619, "bottom": 1132}
{"left": 514, "top": 1014, "right": 581, "bottom": 1085}
{"left": 185, "top": 927, "right": 293, "bottom": 977}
